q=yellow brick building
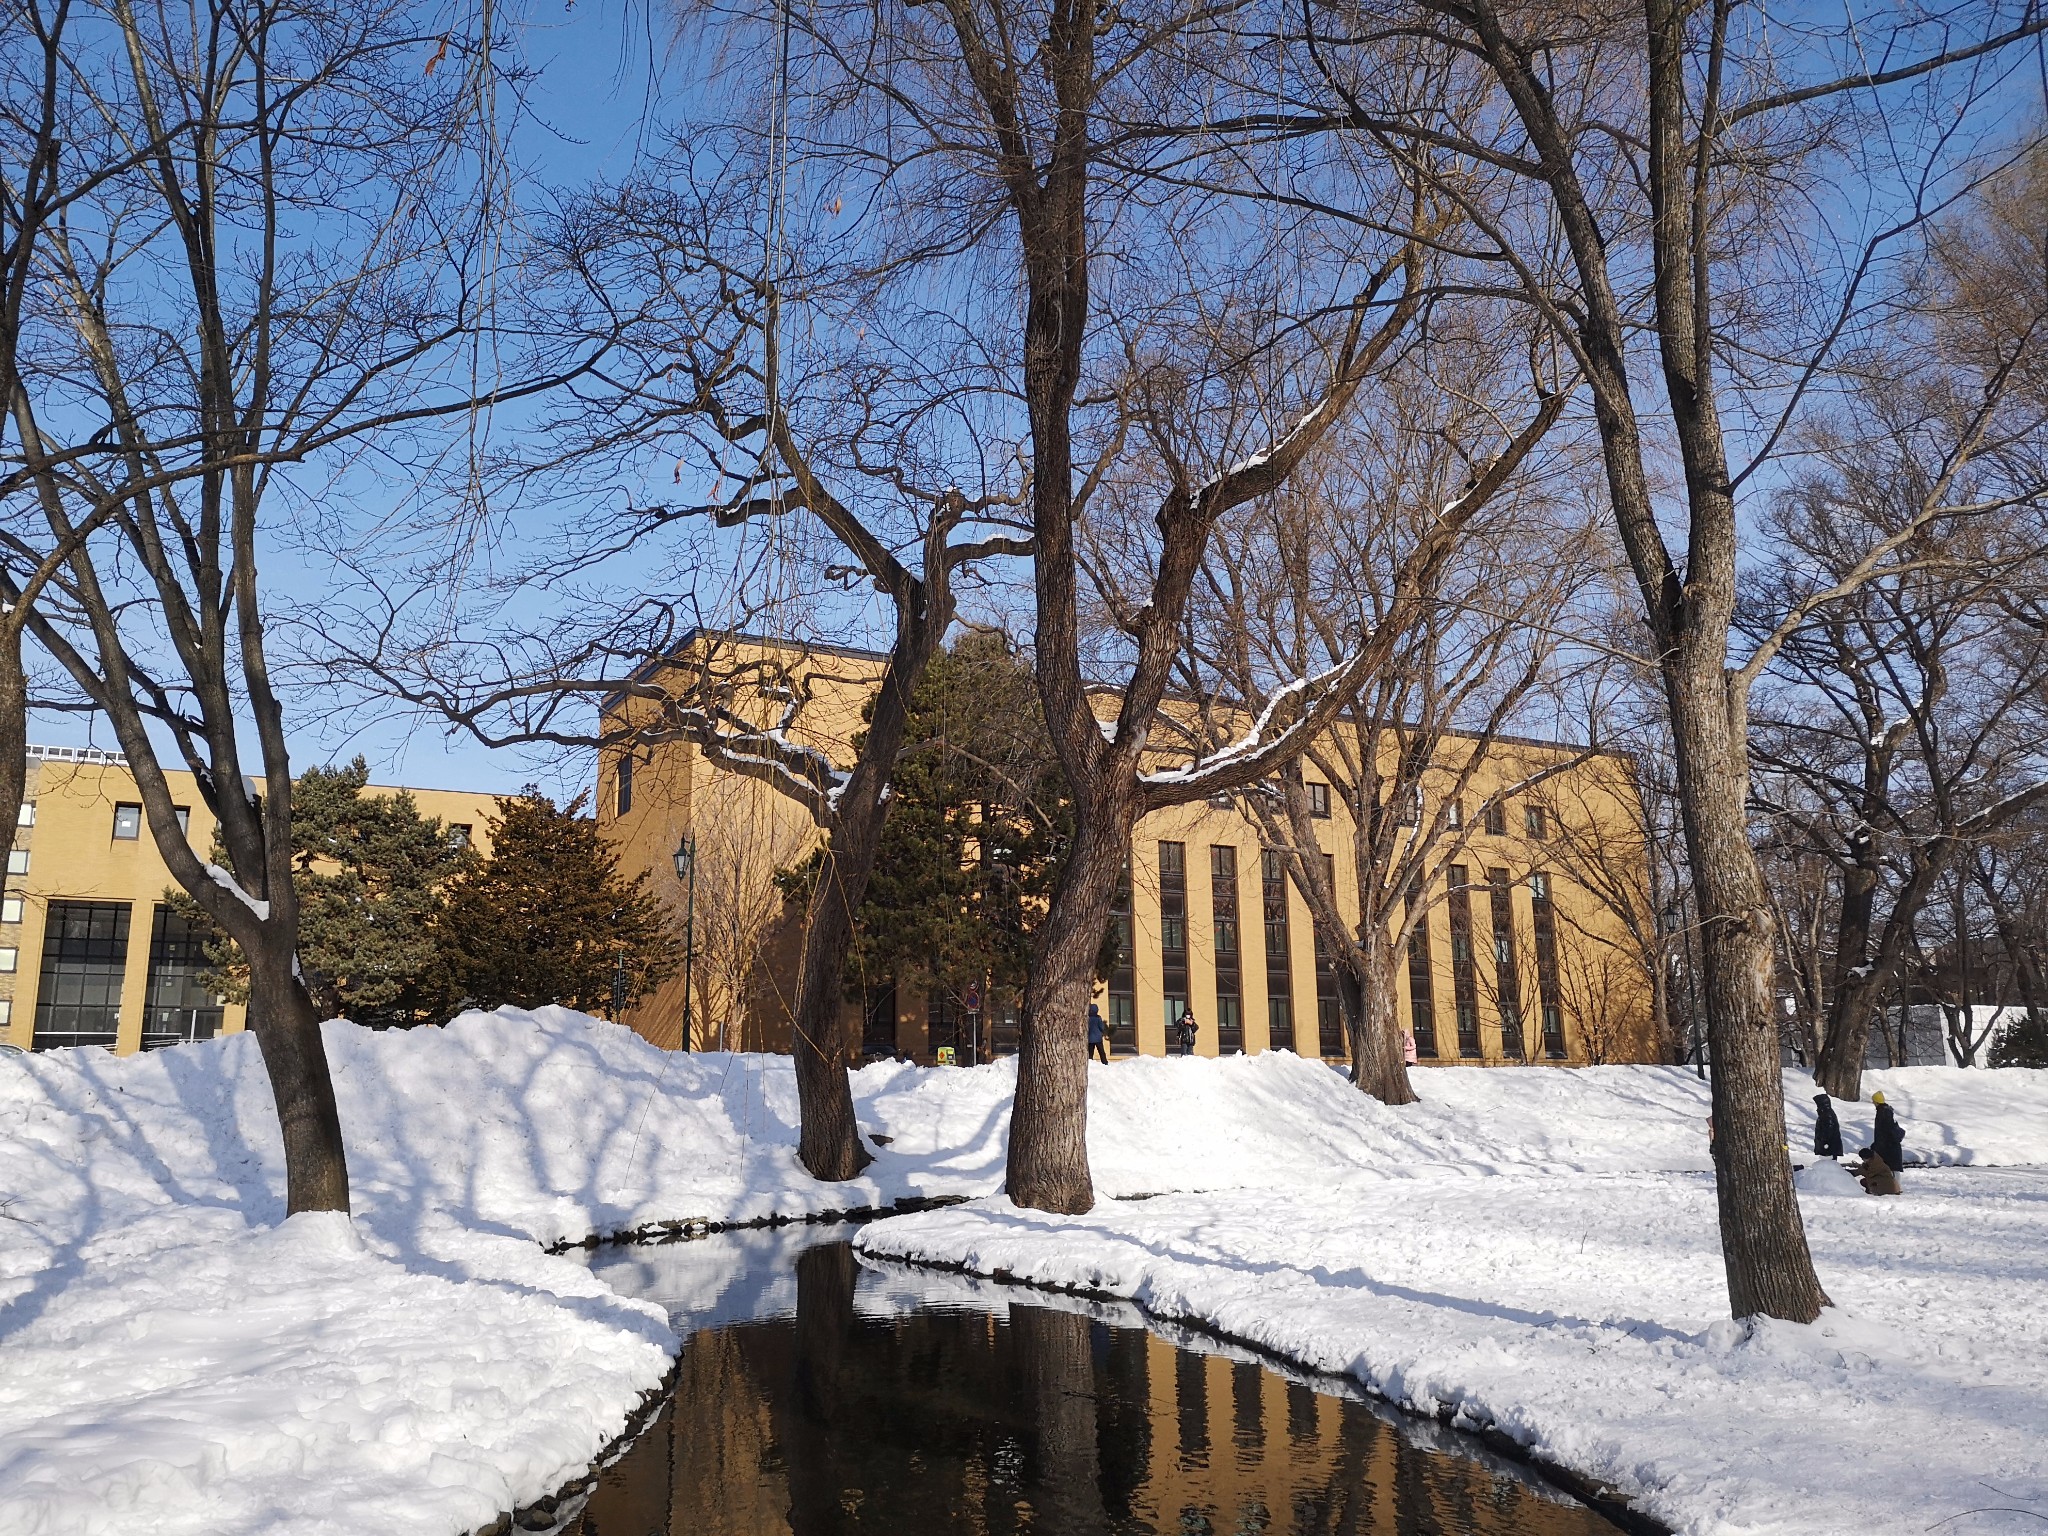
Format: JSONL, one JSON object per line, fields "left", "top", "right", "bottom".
{"left": 602, "top": 634, "right": 1662, "bottom": 1067}
{"left": 2, "top": 746, "right": 502, "bottom": 1055}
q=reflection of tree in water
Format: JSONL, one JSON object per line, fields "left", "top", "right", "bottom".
{"left": 572, "top": 1244, "right": 1621, "bottom": 1536}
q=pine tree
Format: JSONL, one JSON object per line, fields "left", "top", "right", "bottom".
{"left": 784, "top": 633, "right": 1102, "bottom": 1011}
{"left": 431, "top": 790, "right": 676, "bottom": 1014}
{"left": 1991, "top": 1012, "right": 2048, "bottom": 1068}
{"left": 179, "top": 758, "right": 471, "bottom": 1028}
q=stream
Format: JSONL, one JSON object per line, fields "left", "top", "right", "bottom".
{"left": 565, "top": 1225, "right": 1627, "bottom": 1536}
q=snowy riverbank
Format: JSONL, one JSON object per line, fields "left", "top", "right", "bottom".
{"left": 2, "top": 1006, "right": 2043, "bottom": 1534}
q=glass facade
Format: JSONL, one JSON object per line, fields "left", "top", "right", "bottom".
{"left": 1159, "top": 842, "right": 1188, "bottom": 1029}
{"left": 1405, "top": 879, "right": 1438, "bottom": 1059}
{"left": 34, "top": 901, "right": 130, "bottom": 1050}
{"left": 1260, "top": 850, "right": 1295, "bottom": 1052}
{"left": 1489, "top": 867, "right": 1525, "bottom": 1059}
{"left": 141, "top": 904, "right": 224, "bottom": 1050}
{"left": 1447, "top": 867, "right": 1481, "bottom": 1057}
{"left": 1532, "top": 871, "right": 1567, "bottom": 1057}
{"left": 1210, "top": 846, "right": 1241, "bottom": 1053}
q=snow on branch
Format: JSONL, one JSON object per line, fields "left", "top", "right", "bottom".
{"left": 204, "top": 863, "right": 271, "bottom": 922}
{"left": 1139, "top": 647, "right": 1362, "bottom": 795}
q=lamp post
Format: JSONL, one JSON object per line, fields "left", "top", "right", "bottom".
{"left": 673, "top": 835, "right": 696, "bottom": 1052}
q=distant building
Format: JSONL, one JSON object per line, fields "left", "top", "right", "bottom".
{"left": 1, "top": 746, "right": 500, "bottom": 1055}
{"left": 602, "top": 634, "right": 1664, "bottom": 1067}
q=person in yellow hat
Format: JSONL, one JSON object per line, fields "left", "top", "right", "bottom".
{"left": 1864, "top": 1091, "right": 1906, "bottom": 1178}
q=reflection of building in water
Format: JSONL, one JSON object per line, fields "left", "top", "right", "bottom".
{"left": 572, "top": 1243, "right": 1616, "bottom": 1536}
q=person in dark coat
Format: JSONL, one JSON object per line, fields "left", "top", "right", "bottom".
{"left": 1087, "top": 1003, "right": 1110, "bottom": 1065}
{"left": 1176, "top": 1009, "right": 1199, "bottom": 1056}
{"left": 1870, "top": 1092, "right": 1906, "bottom": 1174}
{"left": 1812, "top": 1092, "right": 1844, "bottom": 1158}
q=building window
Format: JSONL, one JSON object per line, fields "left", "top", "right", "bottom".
{"left": 7, "top": 850, "right": 28, "bottom": 876}
{"left": 449, "top": 824, "right": 473, "bottom": 850}
{"left": 1405, "top": 879, "right": 1437, "bottom": 1059}
{"left": 1211, "top": 846, "right": 1242, "bottom": 1053}
{"left": 17, "top": 801, "right": 33, "bottom": 827}
{"left": 1312, "top": 852, "right": 1344, "bottom": 1058}
{"left": 1531, "top": 872, "right": 1567, "bottom": 1058}
{"left": 1261, "top": 850, "right": 1295, "bottom": 1053}
{"left": 0, "top": 947, "right": 15, "bottom": 973}
{"left": 615, "top": 753, "right": 634, "bottom": 816}
{"left": 1307, "top": 781, "right": 1331, "bottom": 819}
{"left": 33, "top": 900, "right": 131, "bottom": 1051}
{"left": 1, "top": 896, "right": 21, "bottom": 923}
{"left": 113, "top": 803, "right": 142, "bottom": 840}
{"left": 1524, "top": 803, "right": 1548, "bottom": 839}
{"left": 174, "top": 807, "right": 191, "bottom": 836}
{"left": 1109, "top": 857, "right": 1136, "bottom": 1054}
{"left": 1445, "top": 799, "right": 1463, "bottom": 829}
{"left": 1489, "top": 867, "right": 1525, "bottom": 1059}
{"left": 143, "top": 905, "right": 225, "bottom": 1050}
{"left": 1396, "top": 785, "right": 1421, "bottom": 827}
{"left": 0, "top": 999, "right": 10, "bottom": 1027}
{"left": 1483, "top": 799, "right": 1506, "bottom": 836}
{"left": 1159, "top": 841, "right": 1188, "bottom": 1030}
{"left": 1447, "top": 866, "right": 1481, "bottom": 1057}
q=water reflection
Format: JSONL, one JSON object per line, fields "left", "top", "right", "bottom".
{"left": 572, "top": 1231, "right": 1619, "bottom": 1536}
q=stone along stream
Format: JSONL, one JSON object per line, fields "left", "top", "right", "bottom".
{"left": 566, "top": 1227, "right": 1626, "bottom": 1536}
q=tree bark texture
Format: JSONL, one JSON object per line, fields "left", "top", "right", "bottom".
{"left": 245, "top": 940, "right": 352, "bottom": 1214}
{"left": 788, "top": 629, "right": 934, "bottom": 1182}
{"left": 1341, "top": 928, "right": 1418, "bottom": 1106}
{"left": 1010, "top": 797, "right": 1129, "bottom": 1213}
{"left": 1667, "top": 653, "right": 1829, "bottom": 1321}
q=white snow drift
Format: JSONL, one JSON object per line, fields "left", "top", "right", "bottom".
{"left": 1, "top": 1004, "right": 2043, "bottom": 1536}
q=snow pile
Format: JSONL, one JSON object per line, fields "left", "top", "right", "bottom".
{"left": 3, "top": 1005, "right": 2044, "bottom": 1536}
{"left": 857, "top": 1169, "right": 2048, "bottom": 1536}
{"left": 0, "top": 1020, "right": 683, "bottom": 1536}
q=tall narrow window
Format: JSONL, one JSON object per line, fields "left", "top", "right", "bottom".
{"left": 1210, "top": 846, "right": 1242, "bottom": 1053}
{"left": 143, "top": 905, "right": 225, "bottom": 1049}
{"left": 1314, "top": 854, "right": 1342, "bottom": 1058}
{"left": 1396, "top": 784, "right": 1422, "bottom": 827}
{"left": 1307, "top": 781, "right": 1331, "bottom": 818}
{"left": 1531, "top": 871, "right": 1567, "bottom": 1057}
{"left": 1447, "top": 866, "right": 1481, "bottom": 1057}
{"left": 33, "top": 901, "right": 130, "bottom": 1051}
{"left": 1482, "top": 798, "right": 1506, "bottom": 836}
{"left": 1109, "top": 857, "right": 1136, "bottom": 1053}
{"left": 1159, "top": 841, "right": 1188, "bottom": 1032}
{"left": 615, "top": 752, "right": 634, "bottom": 816}
{"left": 1445, "top": 799, "right": 1463, "bottom": 829}
{"left": 1406, "top": 879, "right": 1438, "bottom": 1059}
{"left": 1489, "top": 867, "right": 1525, "bottom": 1059}
{"left": 112, "top": 803, "right": 142, "bottom": 840}
{"left": 1524, "top": 803, "right": 1549, "bottom": 839}
{"left": 1261, "top": 851, "right": 1296, "bottom": 1052}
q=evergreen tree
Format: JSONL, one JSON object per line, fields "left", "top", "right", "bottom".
{"left": 1991, "top": 1012, "right": 2048, "bottom": 1069}
{"left": 431, "top": 790, "right": 675, "bottom": 1013}
{"left": 180, "top": 758, "right": 472, "bottom": 1028}
{"left": 783, "top": 632, "right": 1104, "bottom": 1010}
{"left": 293, "top": 761, "right": 472, "bottom": 1027}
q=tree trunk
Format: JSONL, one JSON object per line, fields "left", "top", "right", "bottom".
{"left": 0, "top": 633, "right": 28, "bottom": 904}
{"left": 786, "top": 638, "right": 934, "bottom": 1181}
{"left": 1668, "top": 661, "right": 1828, "bottom": 1323}
{"left": 1341, "top": 928, "right": 1417, "bottom": 1105}
{"left": 1008, "top": 792, "right": 1128, "bottom": 1214}
{"left": 246, "top": 937, "right": 351, "bottom": 1215}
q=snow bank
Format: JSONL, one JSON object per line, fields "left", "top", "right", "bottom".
{"left": 857, "top": 1171, "right": 2048, "bottom": 1536}
{"left": 3, "top": 1005, "right": 2042, "bottom": 1536}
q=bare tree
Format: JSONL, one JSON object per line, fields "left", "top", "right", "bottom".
{"left": 2, "top": 0, "right": 546, "bottom": 1213}
{"left": 1167, "top": 334, "right": 1591, "bottom": 1103}
{"left": 1259, "top": 0, "right": 2047, "bottom": 1321}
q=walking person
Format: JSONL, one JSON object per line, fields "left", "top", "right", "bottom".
{"left": 1870, "top": 1092, "right": 1906, "bottom": 1174}
{"left": 1811, "top": 1092, "right": 1844, "bottom": 1158}
{"left": 1087, "top": 1002, "right": 1110, "bottom": 1065}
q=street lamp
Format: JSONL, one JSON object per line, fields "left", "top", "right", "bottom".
{"left": 673, "top": 835, "right": 696, "bottom": 1052}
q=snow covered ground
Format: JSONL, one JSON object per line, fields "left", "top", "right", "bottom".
{"left": 2, "top": 1006, "right": 2043, "bottom": 1535}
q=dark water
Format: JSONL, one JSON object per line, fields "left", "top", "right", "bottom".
{"left": 570, "top": 1229, "right": 1621, "bottom": 1536}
